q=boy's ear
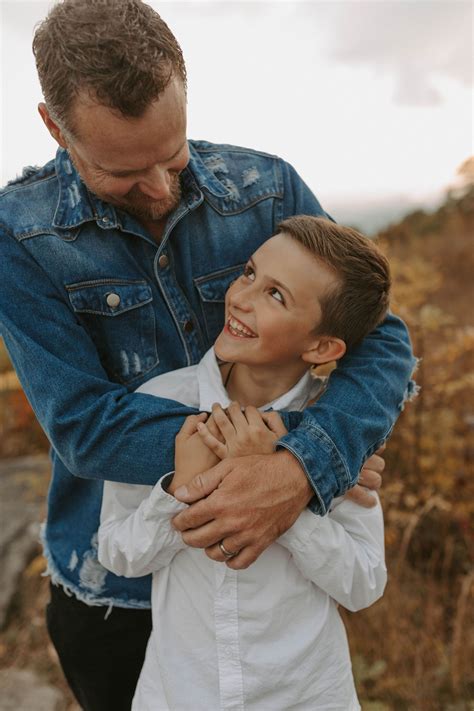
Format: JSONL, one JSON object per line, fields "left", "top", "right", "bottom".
{"left": 301, "top": 336, "right": 346, "bottom": 366}
{"left": 38, "top": 103, "right": 69, "bottom": 148}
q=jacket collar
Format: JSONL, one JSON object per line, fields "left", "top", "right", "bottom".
{"left": 52, "top": 142, "right": 230, "bottom": 230}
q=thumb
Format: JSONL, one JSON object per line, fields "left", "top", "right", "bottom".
{"left": 177, "top": 413, "right": 208, "bottom": 439}
{"left": 173, "top": 460, "right": 231, "bottom": 502}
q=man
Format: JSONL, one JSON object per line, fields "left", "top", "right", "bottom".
{"left": 0, "top": 1, "right": 415, "bottom": 710}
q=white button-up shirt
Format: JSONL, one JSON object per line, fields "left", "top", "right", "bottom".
{"left": 98, "top": 349, "right": 387, "bottom": 710}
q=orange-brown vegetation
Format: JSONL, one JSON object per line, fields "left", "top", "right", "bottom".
{"left": 0, "top": 179, "right": 473, "bottom": 709}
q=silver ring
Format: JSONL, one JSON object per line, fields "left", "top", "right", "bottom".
{"left": 219, "top": 541, "right": 238, "bottom": 558}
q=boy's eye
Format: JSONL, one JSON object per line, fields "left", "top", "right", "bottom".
{"left": 269, "top": 287, "right": 285, "bottom": 304}
{"left": 243, "top": 265, "right": 255, "bottom": 280}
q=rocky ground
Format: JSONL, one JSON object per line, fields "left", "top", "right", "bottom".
{"left": 0, "top": 455, "right": 79, "bottom": 711}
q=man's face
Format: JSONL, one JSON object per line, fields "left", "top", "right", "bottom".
{"left": 214, "top": 232, "right": 340, "bottom": 372}
{"left": 57, "top": 78, "right": 189, "bottom": 221}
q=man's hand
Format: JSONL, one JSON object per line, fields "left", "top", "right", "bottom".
{"left": 172, "top": 450, "right": 312, "bottom": 569}
{"left": 345, "top": 444, "right": 386, "bottom": 507}
{"left": 197, "top": 402, "right": 287, "bottom": 459}
{"left": 167, "top": 414, "right": 220, "bottom": 496}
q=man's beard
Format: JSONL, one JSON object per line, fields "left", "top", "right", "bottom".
{"left": 110, "top": 173, "right": 182, "bottom": 222}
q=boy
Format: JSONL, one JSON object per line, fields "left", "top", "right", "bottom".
{"left": 98, "top": 216, "right": 390, "bottom": 710}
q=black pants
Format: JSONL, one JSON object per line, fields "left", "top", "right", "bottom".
{"left": 46, "top": 583, "right": 152, "bottom": 711}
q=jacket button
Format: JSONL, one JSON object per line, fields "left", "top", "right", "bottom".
{"left": 158, "top": 254, "right": 169, "bottom": 269}
{"left": 106, "top": 293, "right": 121, "bottom": 308}
{"left": 183, "top": 320, "right": 194, "bottom": 333}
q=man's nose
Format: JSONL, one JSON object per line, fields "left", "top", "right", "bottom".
{"left": 138, "top": 166, "right": 171, "bottom": 200}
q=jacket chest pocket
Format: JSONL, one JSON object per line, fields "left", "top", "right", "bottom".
{"left": 194, "top": 264, "right": 245, "bottom": 344}
{"left": 66, "top": 279, "right": 159, "bottom": 384}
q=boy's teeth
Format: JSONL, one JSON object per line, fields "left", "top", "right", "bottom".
{"left": 228, "top": 317, "right": 255, "bottom": 337}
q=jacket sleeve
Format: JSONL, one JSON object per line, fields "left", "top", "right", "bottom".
{"left": 0, "top": 228, "right": 194, "bottom": 484}
{"left": 98, "top": 475, "right": 188, "bottom": 577}
{"left": 277, "top": 493, "right": 387, "bottom": 611}
{"left": 276, "top": 160, "right": 418, "bottom": 513}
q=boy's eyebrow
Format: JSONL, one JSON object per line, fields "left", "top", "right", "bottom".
{"left": 249, "top": 256, "right": 295, "bottom": 304}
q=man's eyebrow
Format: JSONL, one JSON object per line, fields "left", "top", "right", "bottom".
{"left": 249, "top": 255, "right": 295, "bottom": 304}
{"left": 97, "top": 141, "right": 188, "bottom": 175}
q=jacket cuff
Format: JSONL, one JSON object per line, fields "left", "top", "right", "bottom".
{"left": 277, "top": 424, "right": 351, "bottom": 515}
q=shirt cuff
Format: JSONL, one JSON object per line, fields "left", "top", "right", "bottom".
{"left": 278, "top": 507, "right": 324, "bottom": 549}
{"left": 142, "top": 472, "right": 188, "bottom": 521}
{"left": 277, "top": 423, "right": 351, "bottom": 515}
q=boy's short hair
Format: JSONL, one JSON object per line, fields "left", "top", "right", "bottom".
{"left": 277, "top": 216, "right": 391, "bottom": 350}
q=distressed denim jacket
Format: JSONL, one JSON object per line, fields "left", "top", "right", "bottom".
{"left": 0, "top": 141, "right": 416, "bottom": 607}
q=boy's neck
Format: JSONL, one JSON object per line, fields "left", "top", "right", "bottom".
{"left": 220, "top": 360, "right": 309, "bottom": 408}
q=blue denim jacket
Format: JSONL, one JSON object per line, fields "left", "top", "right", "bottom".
{"left": 0, "top": 141, "right": 416, "bottom": 607}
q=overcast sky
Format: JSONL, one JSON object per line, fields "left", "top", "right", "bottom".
{"left": 1, "top": 0, "right": 472, "bottom": 215}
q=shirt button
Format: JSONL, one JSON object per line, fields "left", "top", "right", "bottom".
{"left": 106, "top": 293, "right": 121, "bottom": 308}
{"left": 183, "top": 320, "right": 194, "bottom": 333}
{"left": 224, "top": 646, "right": 232, "bottom": 657}
{"left": 158, "top": 254, "right": 169, "bottom": 269}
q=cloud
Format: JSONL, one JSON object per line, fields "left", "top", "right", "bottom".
{"left": 329, "top": 0, "right": 472, "bottom": 106}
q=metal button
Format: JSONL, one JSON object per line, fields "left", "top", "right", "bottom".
{"left": 158, "top": 254, "right": 169, "bottom": 269}
{"left": 101, "top": 216, "right": 110, "bottom": 224}
{"left": 183, "top": 320, "right": 194, "bottom": 333}
{"left": 106, "top": 292, "right": 121, "bottom": 308}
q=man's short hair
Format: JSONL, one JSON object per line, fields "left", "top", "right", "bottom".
{"left": 277, "top": 215, "right": 391, "bottom": 350}
{"left": 33, "top": 0, "right": 187, "bottom": 136}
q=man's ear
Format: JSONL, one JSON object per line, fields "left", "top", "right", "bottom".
{"left": 301, "top": 336, "right": 346, "bottom": 366}
{"left": 38, "top": 103, "right": 68, "bottom": 148}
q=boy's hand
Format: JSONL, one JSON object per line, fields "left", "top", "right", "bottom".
{"left": 196, "top": 402, "right": 288, "bottom": 459}
{"left": 344, "top": 444, "right": 386, "bottom": 508}
{"left": 167, "top": 414, "right": 220, "bottom": 496}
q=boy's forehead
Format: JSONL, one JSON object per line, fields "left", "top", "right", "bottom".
{"left": 253, "top": 232, "right": 339, "bottom": 302}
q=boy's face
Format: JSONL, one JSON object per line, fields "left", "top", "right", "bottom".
{"left": 214, "top": 232, "right": 340, "bottom": 369}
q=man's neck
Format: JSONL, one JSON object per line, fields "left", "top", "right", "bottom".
{"left": 221, "top": 361, "right": 309, "bottom": 408}
{"left": 140, "top": 217, "right": 167, "bottom": 243}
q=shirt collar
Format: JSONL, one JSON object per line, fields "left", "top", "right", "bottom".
{"left": 196, "top": 348, "right": 314, "bottom": 413}
{"left": 52, "top": 142, "right": 230, "bottom": 230}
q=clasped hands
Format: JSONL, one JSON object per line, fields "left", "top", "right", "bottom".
{"left": 168, "top": 403, "right": 385, "bottom": 569}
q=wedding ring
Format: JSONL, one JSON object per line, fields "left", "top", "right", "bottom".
{"left": 219, "top": 541, "right": 238, "bottom": 558}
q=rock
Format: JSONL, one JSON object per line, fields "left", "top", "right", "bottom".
{"left": 0, "top": 455, "right": 50, "bottom": 628}
{"left": 0, "top": 668, "right": 65, "bottom": 710}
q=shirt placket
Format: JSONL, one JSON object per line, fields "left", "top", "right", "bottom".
{"left": 214, "top": 565, "right": 245, "bottom": 710}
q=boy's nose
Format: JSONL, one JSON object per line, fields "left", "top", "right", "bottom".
{"left": 229, "top": 287, "right": 253, "bottom": 312}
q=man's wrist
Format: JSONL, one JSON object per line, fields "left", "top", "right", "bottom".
{"left": 274, "top": 449, "right": 313, "bottom": 506}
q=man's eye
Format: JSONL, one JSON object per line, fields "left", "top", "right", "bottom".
{"left": 243, "top": 266, "right": 255, "bottom": 280}
{"left": 269, "top": 287, "right": 285, "bottom": 304}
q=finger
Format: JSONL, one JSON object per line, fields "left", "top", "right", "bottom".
{"left": 345, "top": 485, "right": 377, "bottom": 508}
{"left": 177, "top": 413, "right": 208, "bottom": 437}
{"left": 212, "top": 403, "right": 237, "bottom": 440}
{"left": 226, "top": 401, "right": 248, "bottom": 429}
{"left": 243, "top": 405, "right": 264, "bottom": 427}
{"left": 260, "top": 411, "right": 288, "bottom": 436}
{"left": 197, "top": 422, "right": 228, "bottom": 459}
{"left": 172, "top": 460, "right": 231, "bottom": 505}
{"left": 206, "top": 414, "right": 225, "bottom": 442}
{"left": 375, "top": 442, "right": 387, "bottom": 455}
{"left": 362, "top": 453, "right": 385, "bottom": 474}
{"left": 358, "top": 469, "right": 382, "bottom": 490}
{"left": 225, "top": 544, "right": 262, "bottom": 570}
{"left": 181, "top": 520, "right": 235, "bottom": 549}
{"left": 205, "top": 539, "right": 242, "bottom": 562}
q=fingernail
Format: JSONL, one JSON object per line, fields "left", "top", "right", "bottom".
{"left": 174, "top": 485, "right": 188, "bottom": 499}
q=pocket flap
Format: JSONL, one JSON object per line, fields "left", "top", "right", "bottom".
{"left": 194, "top": 265, "right": 245, "bottom": 303}
{"left": 66, "top": 279, "right": 153, "bottom": 317}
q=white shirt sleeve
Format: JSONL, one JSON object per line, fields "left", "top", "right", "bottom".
{"left": 278, "top": 492, "right": 387, "bottom": 612}
{"left": 98, "top": 475, "right": 188, "bottom": 578}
